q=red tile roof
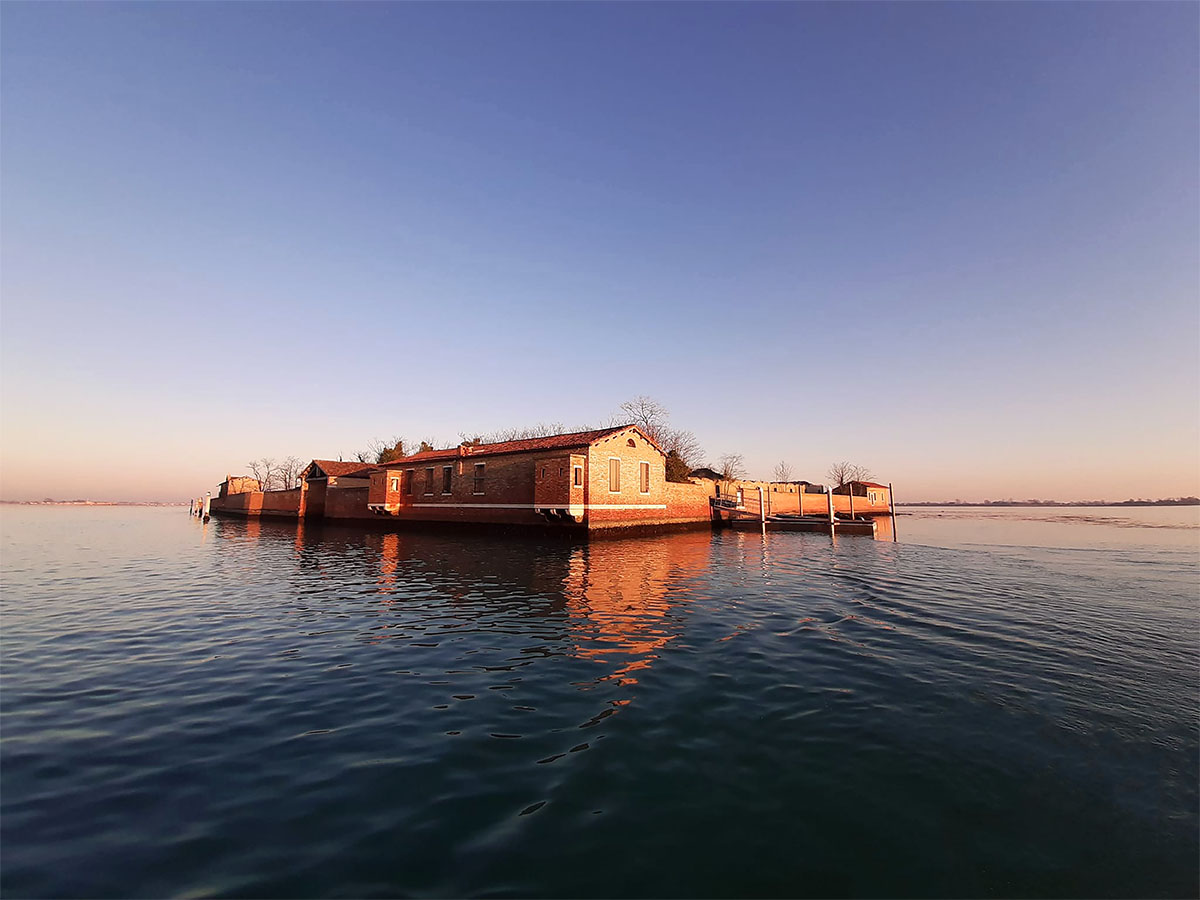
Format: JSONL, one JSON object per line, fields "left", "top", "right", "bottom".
{"left": 369, "top": 425, "right": 660, "bottom": 470}
{"left": 852, "top": 481, "right": 889, "bottom": 489}
{"left": 307, "top": 460, "right": 376, "bottom": 478}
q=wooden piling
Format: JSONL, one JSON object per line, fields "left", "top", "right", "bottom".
{"left": 826, "top": 487, "right": 834, "bottom": 523}
{"left": 849, "top": 487, "right": 855, "bottom": 518}
{"left": 757, "top": 486, "right": 765, "bottom": 524}
{"left": 888, "top": 482, "right": 897, "bottom": 542}
{"left": 202, "top": 492, "right": 211, "bottom": 522}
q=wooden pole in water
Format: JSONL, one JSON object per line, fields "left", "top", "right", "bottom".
{"left": 758, "top": 485, "right": 765, "bottom": 524}
{"left": 826, "top": 487, "right": 834, "bottom": 523}
{"left": 202, "top": 492, "right": 211, "bottom": 522}
{"left": 798, "top": 487, "right": 803, "bottom": 517}
{"left": 888, "top": 482, "right": 897, "bottom": 541}
{"left": 849, "top": 486, "right": 855, "bottom": 519}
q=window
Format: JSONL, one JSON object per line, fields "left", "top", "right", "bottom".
{"left": 473, "top": 463, "right": 485, "bottom": 494}
{"left": 424, "top": 467, "right": 435, "bottom": 494}
{"left": 627, "top": 438, "right": 636, "bottom": 447}
{"left": 442, "top": 466, "right": 452, "bottom": 494}
{"left": 402, "top": 470, "right": 413, "bottom": 495}
{"left": 389, "top": 477, "right": 399, "bottom": 493}
{"left": 573, "top": 465, "right": 583, "bottom": 487}
{"left": 639, "top": 461, "right": 650, "bottom": 493}
{"left": 609, "top": 458, "right": 621, "bottom": 492}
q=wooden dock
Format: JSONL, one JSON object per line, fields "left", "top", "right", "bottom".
{"left": 728, "top": 514, "right": 878, "bottom": 537}
{"left": 715, "top": 486, "right": 881, "bottom": 537}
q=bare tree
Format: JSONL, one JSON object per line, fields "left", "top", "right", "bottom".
{"left": 619, "top": 396, "right": 670, "bottom": 443}
{"left": 459, "top": 422, "right": 572, "bottom": 445}
{"left": 828, "top": 461, "right": 873, "bottom": 488}
{"left": 368, "top": 436, "right": 408, "bottom": 463}
{"left": 616, "top": 397, "right": 703, "bottom": 476}
{"left": 773, "top": 461, "right": 793, "bottom": 483}
{"left": 247, "top": 457, "right": 279, "bottom": 491}
{"left": 277, "top": 456, "right": 304, "bottom": 490}
{"left": 718, "top": 453, "right": 747, "bottom": 481}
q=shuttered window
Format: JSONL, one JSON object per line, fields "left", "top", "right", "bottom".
{"left": 609, "top": 458, "right": 621, "bottom": 492}
{"left": 425, "top": 468, "right": 435, "bottom": 494}
{"left": 640, "top": 462, "right": 650, "bottom": 493}
{"left": 473, "top": 463, "right": 485, "bottom": 494}
{"left": 442, "top": 466, "right": 452, "bottom": 494}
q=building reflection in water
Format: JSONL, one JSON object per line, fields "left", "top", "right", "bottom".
{"left": 216, "top": 517, "right": 714, "bottom": 689}
{"left": 561, "top": 531, "right": 712, "bottom": 686}
{"left": 377, "top": 532, "right": 401, "bottom": 595}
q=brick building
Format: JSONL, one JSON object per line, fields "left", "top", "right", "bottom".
{"left": 297, "top": 460, "right": 373, "bottom": 519}
{"left": 366, "top": 424, "right": 711, "bottom": 531}
{"left": 217, "top": 475, "right": 262, "bottom": 498}
{"left": 209, "top": 428, "right": 891, "bottom": 531}
{"left": 831, "top": 480, "right": 892, "bottom": 512}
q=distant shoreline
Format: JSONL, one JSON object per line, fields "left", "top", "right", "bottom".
{"left": 900, "top": 500, "right": 1199, "bottom": 508}
{"left": 0, "top": 500, "right": 187, "bottom": 507}
{"left": 3, "top": 499, "right": 1196, "bottom": 509}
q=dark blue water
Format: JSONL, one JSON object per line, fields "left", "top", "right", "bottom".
{"left": 2, "top": 508, "right": 1197, "bottom": 898}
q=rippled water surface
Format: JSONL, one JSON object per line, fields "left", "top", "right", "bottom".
{"left": 2, "top": 507, "right": 1197, "bottom": 898}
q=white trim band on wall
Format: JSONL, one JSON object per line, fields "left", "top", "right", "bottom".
{"left": 378, "top": 502, "right": 670, "bottom": 510}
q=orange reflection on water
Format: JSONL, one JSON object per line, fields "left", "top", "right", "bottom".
{"left": 563, "top": 531, "right": 712, "bottom": 685}
{"left": 377, "top": 533, "right": 401, "bottom": 595}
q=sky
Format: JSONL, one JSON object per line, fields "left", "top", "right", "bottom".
{"left": 1, "top": 2, "right": 1197, "bottom": 502}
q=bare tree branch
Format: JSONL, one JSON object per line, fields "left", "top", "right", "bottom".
{"left": 828, "top": 461, "right": 872, "bottom": 487}
{"left": 773, "top": 461, "right": 793, "bottom": 483}
{"left": 247, "top": 458, "right": 278, "bottom": 491}
{"left": 277, "top": 456, "right": 303, "bottom": 490}
{"left": 718, "top": 453, "right": 747, "bottom": 481}
{"left": 619, "top": 396, "right": 670, "bottom": 443}
{"left": 368, "top": 436, "right": 408, "bottom": 463}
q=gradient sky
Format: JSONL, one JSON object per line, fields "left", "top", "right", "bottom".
{"left": 2, "top": 2, "right": 1197, "bottom": 502}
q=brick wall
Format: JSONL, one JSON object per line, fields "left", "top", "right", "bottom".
{"left": 533, "top": 454, "right": 575, "bottom": 509}
{"left": 663, "top": 481, "right": 714, "bottom": 523}
{"left": 211, "top": 488, "right": 301, "bottom": 517}
{"left": 585, "top": 430, "right": 669, "bottom": 528}
{"left": 365, "top": 431, "right": 718, "bottom": 531}
{"left": 369, "top": 449, "right": 571, "bottom": 526}
{"left": 324, "top": 486, "right": 372, "bottom": 520}
{"left": 718, "top": 482, "right": 890, "bottom": 518}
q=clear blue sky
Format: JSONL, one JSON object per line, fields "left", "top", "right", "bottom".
{"left": 2, "top": 2, "right": 1197, "bottom": 501}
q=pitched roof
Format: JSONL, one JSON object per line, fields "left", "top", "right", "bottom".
{"left": 852, "top": 481, "right": 889, "bottom": 489}
{"left": 370, "top": 425, "right": 661, "bottom": 470}
{"left": 306, "top": 460, "right": 375, "bottom": 478}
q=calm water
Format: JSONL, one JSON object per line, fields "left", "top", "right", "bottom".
{"left": 2, "top": 506, "right": 1197, "bottom": 898}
